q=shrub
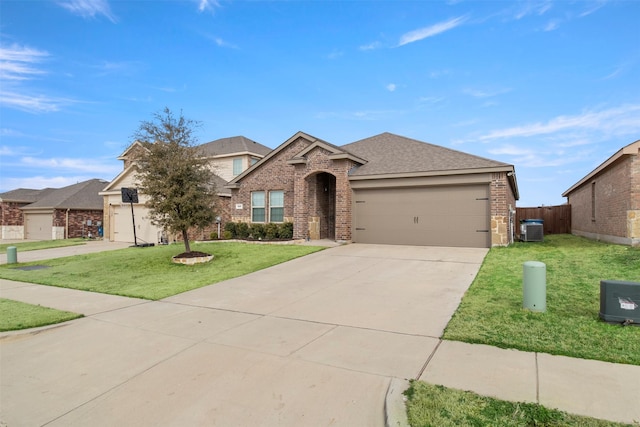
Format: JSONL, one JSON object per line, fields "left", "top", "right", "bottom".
{"left": 250, "top": 223, "right": 266, "bottom": 240}
{"left": 222, "top": 230, "right": 233, "bottom": 239}
{"left": 236, "top": 222, "right": 250, "bottom": 239}
{"left": 265, "top": 223, "right": 279, "bottom": 240}
{"left": 279, "top": 222, "right": 294, "bottom": 239}
{"left": 224, "top": 222, "right": 237, "bottom": 238}
{"left": 210, "top": 231, "right": 218, "bottom": 240}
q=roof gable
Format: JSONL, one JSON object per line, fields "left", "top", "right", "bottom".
{"left": 22, "top": 179, "right": 108, "bottom": 210}
{"left": 562, "top": 139, "right": 640, "bottom": 196}
{"left": 199, "top": 136, "right": 271, "bottom": 157}
{"left": 342, "top": 132, "right": 512, "bottom": 177}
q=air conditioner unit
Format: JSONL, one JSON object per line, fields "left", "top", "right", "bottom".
{"left": 600, "top": 280, "right": 640, "bottom": 325}
{"left": 521, "top": 223, "right": 543, "bottom": 242}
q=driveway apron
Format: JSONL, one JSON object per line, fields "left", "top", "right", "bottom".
{"left": 0, "top": 244, "right": 487, "bottom": 426}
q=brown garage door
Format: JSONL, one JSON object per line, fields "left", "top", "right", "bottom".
{"left": 25, "top": 213, "right": 52, "bottom": 240}
{"left": 353, "top": 185, "right": 490, "bottom": 248}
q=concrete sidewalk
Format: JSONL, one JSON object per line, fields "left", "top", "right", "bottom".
{"left": 0, "top": 240, "right": 131, "bottom": 264}
{"left": 1, "top": 243, "right": 639, "bottom": 426}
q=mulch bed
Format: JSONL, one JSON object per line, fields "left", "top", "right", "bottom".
{"left": 173, "top": 251, "right": 211, "bottom": 259}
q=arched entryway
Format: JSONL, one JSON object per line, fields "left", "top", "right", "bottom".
{"left": 306, "top": 172, "right": 336, "bottom": 240}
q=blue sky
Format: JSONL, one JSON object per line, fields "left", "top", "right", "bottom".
{"left": 1, "top": 0, "right": 638, "bottom": 206}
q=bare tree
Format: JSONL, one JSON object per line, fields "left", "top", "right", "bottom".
{"left": 132, "top": 107, "right": 217, "bottom": 254}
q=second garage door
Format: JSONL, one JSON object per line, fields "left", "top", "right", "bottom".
{"left": 353, "top": 185, "right": 490, "bottom": 248}
{"left": 25, "top": 212, "right": 52, "bottom": 240}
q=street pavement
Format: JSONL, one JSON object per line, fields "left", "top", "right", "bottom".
{"left": 1, "top": 241, "right": 639, "bottom": 426}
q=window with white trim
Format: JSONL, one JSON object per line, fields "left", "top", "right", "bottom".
{"left": 233, "top": 158, "right": 243, "bottom": 176}
{"left": 269, "top": 191, "right": 284, "bottom": 223}
{"left": 251, "top": 191, "right": 265, "bottom": 223}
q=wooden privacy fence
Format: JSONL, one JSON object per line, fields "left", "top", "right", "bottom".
{"left": 516, "top": 205, "right": 572, "bottom": 235}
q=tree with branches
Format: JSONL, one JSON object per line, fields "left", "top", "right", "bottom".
{"left": 132, "top": 107, "right": 217, "bottom": 255}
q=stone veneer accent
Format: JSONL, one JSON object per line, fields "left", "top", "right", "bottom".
{"left": 490, "top": 172, "right": 517, "bottom": 246}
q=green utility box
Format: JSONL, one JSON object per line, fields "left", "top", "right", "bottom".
{"left": 6, "top": 246, "right": 17, "bottom": 264}
{"left": 523, "top": 261, "right": 546, "bottom": 312}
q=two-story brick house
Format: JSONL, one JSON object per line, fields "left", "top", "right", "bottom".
{"left": 227, "top": 131, "right": 519, "bottom": 248}
{"left": 100, "top": 136, "right": 271, "bottom": 244}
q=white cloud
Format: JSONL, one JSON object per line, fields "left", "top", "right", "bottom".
{"left": 579, "top": 0, "right": 608, "bottom": 17}
{"left": 56, "top": 0, "right": 117, "bottom": 22}
{"left": 386, "top": 83, "right": 397, "bottom": 92}
{"left": 0, "top": 91, "right": 74, "bottom": 113}
{"left": 20, "top": 156, "right": 120, "bottom": 174}
{"left": 0, "top": 44, "right": 49, "bottom": 81}
{"left": 513, "top": 0, "right": 553, "bottom": 20}
{"left": 543, "top": 20, "right": 560, "bottom": 31}
{"left": 398, "top": 16, "right": 467, "bottom": 47}
{"left": 198, "top": 0, "right": 221, "bottom": 13}
{"left": 359, "top": 41, "right": 382, "bottom": 51}
{"left": 477, "top": 104, "right": 640, "bottom": 141}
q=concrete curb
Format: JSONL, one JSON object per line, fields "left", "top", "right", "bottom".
{"left": 385, "top": 378, "right": 410, "bottom": 427}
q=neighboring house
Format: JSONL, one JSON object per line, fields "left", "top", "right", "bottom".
{"left": 227, "top": 131, "right": 519, "bottom": 248}
{"left": 100, "top": 136, "right": 271, "bottom": 244}
{"left": 562, "top": 140, "right": 640, "bottom": 246}
{"left": 0, "top": 179, "right": 106, "bottom": 240}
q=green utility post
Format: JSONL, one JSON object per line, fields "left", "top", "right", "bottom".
{"left": 523, "top": 261, "right": 546, "bottom": 312}
{"left": 6, "top": 246, "right": 17, "bottom": 264}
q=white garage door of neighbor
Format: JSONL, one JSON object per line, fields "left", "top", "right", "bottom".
{"left": 25, "top": 213, "right": 52, "bottom": 240}
{"left": 353, "top": 185, "right": 490, "bottom": 248}
{"left": 111, "top": 204, "right": 161, "bottom": 244}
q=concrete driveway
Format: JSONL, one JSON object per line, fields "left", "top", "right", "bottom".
{"left": 0, "top": 243, "right": 487, "bottom": 426}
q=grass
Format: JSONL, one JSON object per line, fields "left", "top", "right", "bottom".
{"left": 0, "top": 241, "right": 325, "bottom": 300}
{"left": 0, "top": 238, "right": 87, "bottom": 253}
{"left": 444, "top": 234, "right": 640, "bottom": 365}
{"left": 0, "top": 298, "right": 82, "bottom": 332}
{"left": 404, "top": 381, "right": 632, "bottom": 427}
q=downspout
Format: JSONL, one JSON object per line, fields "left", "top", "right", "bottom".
{"left": 66, "top": 208, "right": 70, "bottom": 239}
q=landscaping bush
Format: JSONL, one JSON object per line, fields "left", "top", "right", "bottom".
{"left": 265, "top": 223, "right": 279, "bottom": 240}
{"left": 236, "top": 222, "right": 250, "bottom": 239}
{"left": 279, "top": 222, "right": 294, "bottom": 239}
{"left": 221, "top": 222, "right": 295, "bottom": 240}
{"left": 210, "top": 231, "right": 218, "bottom": 240}
{"left": 250, "top": 223, "right": 266, "bottom": 240}
{"left": 224, "top": 222, "right": 237, "bottom": 238}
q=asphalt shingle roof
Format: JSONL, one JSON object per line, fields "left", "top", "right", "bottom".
{"left": 22, "top": 179, "right": 108, "bottom": 210}
{"left": 341, "top": 132, "right": 511, "bottom": 176}
{"left": 199, "top": 136, "right": 272, "bottom": 157}
{"left": 0, "top": 188, "right": 55, "bottom": 203}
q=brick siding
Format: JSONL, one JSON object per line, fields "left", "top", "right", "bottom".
{"left": 0, "top": 202, "right": 27, "bottom": 226}
{"left": 53, "top": 209, "right": 104, "bottom": 238}
{"left": 570, "top": 157, "right": 630, "bottom": 237}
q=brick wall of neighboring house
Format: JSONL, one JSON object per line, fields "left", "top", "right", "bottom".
{"left": 630, "top": 154, "right": 640, "bottom": 243}
{"left": 231, "top": 138, "right": 307, "bottom": 224}
{"left": 568, "top": 156, "right": 634, "bottom": 243}
{"left": 0, "top": 202, "right": 27, "bottom": 239}
{"left": 1, "top": 202, "right": 26, "bottom": 226}
{"left": 53, "top": 209, "right": 104, "bottom": 238}
{"left": 490, "top": 172, "right": 517, "bottom": 246}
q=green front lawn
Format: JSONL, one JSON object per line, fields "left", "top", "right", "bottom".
{"left": 0, "top": 298, "right": 82, "bottom": 332}
{"left": 444, "top": 235, "right": 640, "bottom": 365}
{"left": 405, "top": 381, "right": 629, "bottom": 427}
{"left": 0, "top": 239, "right": 86, "bottom": 253}
{"left": 0, "top": 242, "right": 324, "bottom": 300}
